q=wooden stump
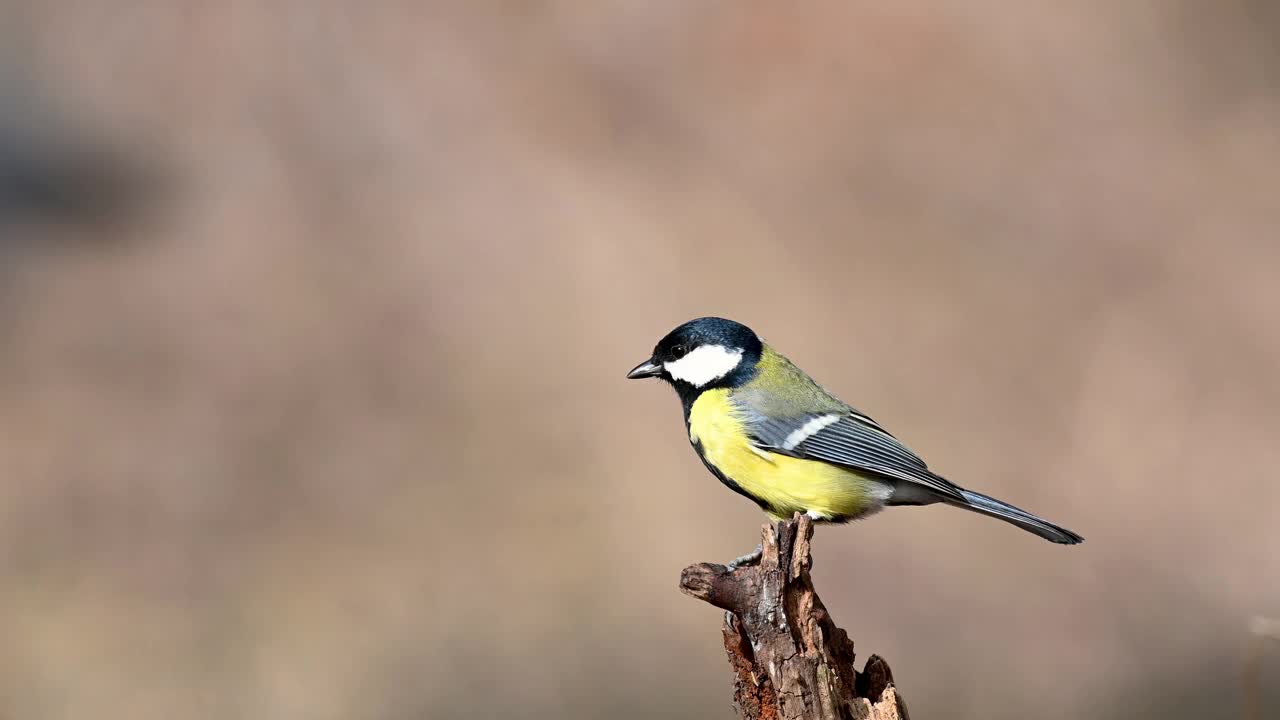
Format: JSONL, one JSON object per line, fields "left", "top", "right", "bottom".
{"left": 680, "top": 514, "right": 909, "bottom": 720}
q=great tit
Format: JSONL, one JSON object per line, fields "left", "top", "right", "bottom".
{"left": 627, "top": 317, "right": 1082, "bottom": 562}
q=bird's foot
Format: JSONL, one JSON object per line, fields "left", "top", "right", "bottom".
{"left": 726, "top": 544, "right": 763, "bottom": 570}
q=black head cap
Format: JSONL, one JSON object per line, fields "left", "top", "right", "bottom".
{"left": 652, "top": 317, "right": 762, "bottom": 364}
{"left": 626, "top": 317, "right": 763, "bottom": 392}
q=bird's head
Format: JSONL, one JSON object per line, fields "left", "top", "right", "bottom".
{"left": 626, "top": 317, "right": 763, "bottom": 391}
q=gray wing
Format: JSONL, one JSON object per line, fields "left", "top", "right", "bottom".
{"left": 747, "top": 410, "right": 966, "bottom": 502}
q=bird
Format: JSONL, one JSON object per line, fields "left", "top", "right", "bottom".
{"left": 626, "top": 317, "right": 1082, "bottom": 566}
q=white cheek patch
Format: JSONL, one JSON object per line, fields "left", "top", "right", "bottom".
{"left": 664, "top": 345, "right": 743, "bottom": 387}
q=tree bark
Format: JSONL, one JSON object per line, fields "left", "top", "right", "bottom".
{"left": 679, "top": 514, "right": 909, "bottom": 720}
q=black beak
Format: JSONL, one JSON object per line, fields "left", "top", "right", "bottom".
{"left": 626, "top": 357, "right": 663, "bottom": 379}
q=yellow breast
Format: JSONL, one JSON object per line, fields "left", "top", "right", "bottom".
{"left": 687, "top": 389, "right": 889, "bottom": 521}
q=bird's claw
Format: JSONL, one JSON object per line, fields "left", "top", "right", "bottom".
{"left": 726, "top": 544, "right": 763, "bottom": 570}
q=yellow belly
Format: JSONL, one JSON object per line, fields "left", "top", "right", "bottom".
{"left": 688, "top": 389, "right": 889, "bottom": 521}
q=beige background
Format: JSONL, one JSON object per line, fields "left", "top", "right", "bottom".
{"left": 1, "top": 2, "right": 1278, "bottom": 719}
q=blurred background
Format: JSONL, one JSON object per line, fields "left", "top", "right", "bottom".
{"left": 1, "top": 2, "right": 1278, "bottom": 719}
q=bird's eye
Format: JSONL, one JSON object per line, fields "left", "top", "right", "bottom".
{"left": 671, "top": 344, "right": 688, "bottom": 358}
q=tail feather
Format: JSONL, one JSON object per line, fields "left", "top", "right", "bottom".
{"left": 946, "top": 489, "right": 1083, "bottom": 545}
